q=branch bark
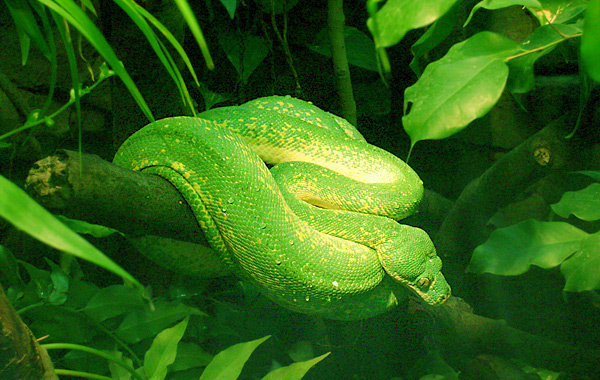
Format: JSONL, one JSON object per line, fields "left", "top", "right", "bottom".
{"left": 0, "top": 285, "right": 58, "bottom": 380}
{"left": 434, "top": 114, "right": 575, "bottom": 270}
{"left": 23, "top": 149, "right": 600, "bottom": 377}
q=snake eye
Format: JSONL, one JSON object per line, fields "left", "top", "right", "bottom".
{"left": 416, "top": 277, "right": 430, "bottom": 288}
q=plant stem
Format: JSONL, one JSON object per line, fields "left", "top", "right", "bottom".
{"left": 43, "top": 343, "right": 145, "bottom": 380}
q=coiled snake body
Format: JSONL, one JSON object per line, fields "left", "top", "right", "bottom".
{"left": 114, "top": 96, "right": 450, "bottom": 320}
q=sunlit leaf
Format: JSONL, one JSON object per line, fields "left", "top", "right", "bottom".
{"left": 367, "top": 0, "right": 458, "bottom": 48}
{"left": 507, "top": 23, "right": 581, "bottom": 93}
{"left": 581, "top": 0, "right": 600, "bottom": 82}
{"left": 174, "top": 0, "right": 215, "bottom": 70}
{"left": 561, "top": 231, "right": 600, "bottom": 291}
{"left": 0, "top": 175, "right": 143, "bottom": 292}
{"left": 143, "top": 317, "right": 189, "bottom": 380}
{"left": 403, "top": 32, "right": 520, "bottom": 146}
{"left": 261, "top": 352, "right": 330, "bottom": 380}
{"left": 551, "top": 183, "right": 600, "bottom": 221}
{"left": 469, "top": 220, "right": 588, "bottom": 275}
{"left": 199, "top": 335, "right": 270, "bottom": 380}
{"left": 409, "top": 3, "right": 459, "bottom": 77}
{"left": 534, "top": 0, "right": 587, "bottom": 24}
{"left": 464, "top": 0, "right": 542, "bottom": 27}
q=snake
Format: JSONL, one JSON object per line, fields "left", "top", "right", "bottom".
{"left": 113, "top": 95, "right": 450, "bottom": 320}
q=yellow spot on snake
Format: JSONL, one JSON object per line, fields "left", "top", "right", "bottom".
{"left": 172, "top": 162, "right": 185, "bottom": 171}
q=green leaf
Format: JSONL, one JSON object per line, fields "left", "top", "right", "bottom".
{"left": 218, "top": 0, "right": 237, "bottom": 18}
{"left": 469, "top": 220, "right": 588, "bottom": 275}
{"left": 174, "top": 0, "right": 215, "bottom": 70}
{"left": 551, "top": 183, "right": 600, "bottom": 221}
{"left": 169, "top": 342, "right": 213, "bottom": 372}
{"left": 507, "top": 23, "right": 581, "bottom": 93}
{"left": 38, "top": 0, "right": 154, "bottom": 121}
{"left": 0, "top": 175, "right": 143, "bottom": 292}
{"left": 367, "top": 0, "right": 458, "bottom": 48}
{"left": 581, "top": 0, "right": 600, "bottom": 82}
{"left": 575, "top": 170, "right": 600, "bottom": 182}
{"left": 5, "top": 0, "right": 51, "bottom": 61}
{"left": 82, "top": 285, "right": 145, "bottom": 322}
{"left": 261, "top": 352, "right": 330, "bottom": 380}
{"left": 218, "top": 32, "right": 269, "bottom": 84}
{"left": 533, "top": 0, "right": 587, "bottom": 24}
{"left": 403, "top": 32, "right": 520, "bottom": 146}
{"left": 464, "top": 0, "right": 542, "bottom": 27}
{"left": 561, "top": 231, "right": 600, "bottom": 291}
{"left": 57, "top": 216, "right": 122, "bottom": 238}
{"left": 199, "top": 335, "right": 271, "bottom": 380}
{"left": 143, "top": 317, "right": 189, "bottom": 380}
{"left": 409, "top": 2, "right": 459, "bottom": 77}
{"left": 307, "top": 27, "right": 379, "bottom": 72}
{"left": 116, "top": 301, "right": 205, "bottom": 344}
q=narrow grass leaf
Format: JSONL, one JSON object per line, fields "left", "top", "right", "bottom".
{"left": 39, "top": 0, "right": 154, "bottom": 121}
{"left": 0, "top": 175, "right": 143, "bottom": 291}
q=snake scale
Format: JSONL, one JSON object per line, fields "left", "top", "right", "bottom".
{"left": 114, "top": 96, "right": 450, "bottom": 320}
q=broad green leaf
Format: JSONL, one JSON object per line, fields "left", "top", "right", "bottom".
{"left": 219, "top": 32, "right": 269, "bottom": 84}
{"left": 199, "top": 335, "right": 271, "bottom": 380}
{"left": 469, "top": 220, "right": 588, "bottom": 275}
{"left": 581, "top": 0, "right": 600, "bottom": 82}
{"left": 169, "top": 342, "right": 213, "bottom": 372}
{"left": 533, "top": 0, "right": 587, "bottom": 24}
{"left": 410, "top": 3, "right": 459, "bottom": 77}
{"left": 143, "top": 317, "right": 189, "bottom": 380}
{"left": 551, "top": 183, "right": 600, "bottom": 221}
{"left": 0, "top": 175, "right": 143, "bottom": 291}
{"left": 403, "top": 32, "right": 520, "bottom": 146}
{"left": 82, "top": 285, "right": 145, "bottom": 322}
{"left": 261, "top": 352, "right": 330, "bottom": 380}
{"left": 116, "top": 301, "right": 205, "bottom": 344}
{"left": 307, "top": 27, "right": 378, "bottom": 72}
{"left": 464, "top": 0, "right": 542, "bottom": 27}
{"left": 561, "top": 231, "right": 600, "bottom": 291}
{"left": 367, "top": 0, "right": 457, "bottom": 48}
{"left": 507, "top": 23, "right": 581, "bottom": 93}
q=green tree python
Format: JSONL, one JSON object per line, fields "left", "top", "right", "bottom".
{"left": 113, "top": 96, "right": 450, "bottom": 320}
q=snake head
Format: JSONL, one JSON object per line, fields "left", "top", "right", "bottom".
{"left": 378, "top": 225, "right": 451, "bottom": 305}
